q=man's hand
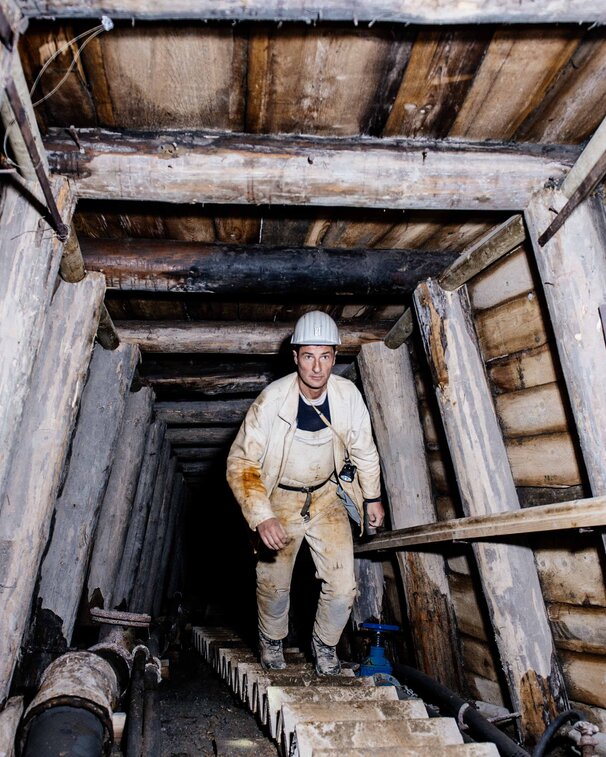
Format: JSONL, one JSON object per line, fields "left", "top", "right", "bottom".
{"left": 257, "top": 517, "right": 290, "bottom": 551}
{"left": 366, "top": 501, "right": 385, "bottom": 529}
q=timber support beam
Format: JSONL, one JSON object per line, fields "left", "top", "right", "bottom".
{"left": 44, "top": 129, "right": 578, "bottom": 211}
{"left": 414, "top": 277, "right": 568, "bottom": 743}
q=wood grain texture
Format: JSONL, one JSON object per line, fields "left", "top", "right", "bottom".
{"left": 516, "top": 32, "right": 606, "bottom": 144}
{"left": 18, "top": 0, "right": 606, "bottom": 23}
{"left": 86, "top": 387, "right": 154, "bottom": 610}
{"left": 0, "top": 177, "right": 73, "bottom": 510}
{"left": 450, "top": 28, "right": 579, "bottom": 140}
{"left": 80, "top": 238, "right": 455, "bottom": 296}
{"left": 384, "top": 29, "right": 489, "bottom": 138}
{"left": 112, "top": 419, "right": 166, "bottom": 609}
{"left": 83, "top": 25, "right": 247, "bottom": 130}
{"left": 468, "top": 246, "right": 536, "bottom": 311}
{"left": 475, "top": 292, "right": 548, "bottom": 361}
{"left": 0, "top": 695, "right": 23, "bottom": 757}
{"left": 152, "top": 474, "right": 185, "bottom": 617}
{"left": 488, "top": 344, "right": 557, "bottom": 394}
{"left": 116, "top": 320, "right": 390, "bottom": 355}
{"left": 36, "top": 341, "right": 139, "bottom": 644}
{"left": 495, "top": 382, "right": 569, "bottom": 438}
{"left": 45, "top": 129, "right": 578, "bottom": 210}
{"left": 358, "top": 341, "right": 464, "bottom": 691}
{"left": 246, "top": 26, "right": 411, "bottom": 136}
{"left": 535, "top": 545, "right": 606, "bottom": 607}
{"left": 0, "top": 273, "right": 104, "bottom": 703}
{"left": 414, "top": 279, "right": 568, "bottom": 742}
{"left": 165, "top": 427, "right": 237, "bottom": 446}
{"left": 526, "top": 190, "right": 606, "bottom": 498}
{"left": 560, "top": 652, "right": 606, "bottom": 709}
{"left": 155, "top": 399, "right": 252, "bottom": 426}
{"left": 506, "top": 432, "right": 583, "bottom": 487}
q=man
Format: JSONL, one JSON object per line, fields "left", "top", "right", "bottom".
{"left": 226, "top": 311, "right": 384, "bottom": 675}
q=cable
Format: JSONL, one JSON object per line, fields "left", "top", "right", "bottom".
{"left": 532, "top": 710, "right": 584, "bottom": 757}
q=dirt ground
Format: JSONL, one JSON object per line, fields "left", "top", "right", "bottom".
{"left": 160, "top": 646, "right": 278, "bottom": 757}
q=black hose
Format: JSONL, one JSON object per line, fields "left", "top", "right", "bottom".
{"left": 532, "top": 710, "right": 584, "bottom": 757}
{"left": 21, "top": 705, "right": 105, "bottom": 757}
{"left": 392, "top": 663, "right": 531, "bottom": 757}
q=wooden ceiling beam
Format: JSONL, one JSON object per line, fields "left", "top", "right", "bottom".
{"left": 81, "top": 238, "right": 456, "bottom": 296}
{"left": 17, "top": 0, "right": 606, "bottom": 24}
{"left": 45, "top": 129, "right": 578, "bottom": 211}
{"left": 117, "top": 320, "right": 390, "bottom": 355}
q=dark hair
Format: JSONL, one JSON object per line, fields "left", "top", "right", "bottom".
{"left": 292, "top": 345, "right": 336, "bottom": 355}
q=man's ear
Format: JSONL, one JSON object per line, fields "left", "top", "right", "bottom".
{"left": 292, "top": 349, "right": 299, "bottom": 366}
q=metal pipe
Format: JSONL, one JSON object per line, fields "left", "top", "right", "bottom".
{"left": 141, "top": 662, "right": 161, "bottom": 757}
{"left": 21, "top": 706, "right": 105, "bottom": 757}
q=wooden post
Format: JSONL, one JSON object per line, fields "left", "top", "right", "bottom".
{"left": 0, "top": 273, "right": 105, "bottom": 704}
{"left": 112, "top": 419, "right": 166, "bottom": 609}
{"left": 0, "top": 177, "right": 74, "bottom": 509}
{"left": 0, "top": 696, "right": 23, "bottom": 757}
{"left": 86, "top": 388, "right": 154, "bottom": 610}
{"left": 35, "top": 342, "right": 140, "bottom": 646}
{"left": 132, "top": 451, "right": 176, "bottom": 615}
{"left": 414, "top": 278, "right": 568, "bottom": 743}
{"left": 358, "top": 341, "right": 464, "bottom": 691}
{"left": 351, "top": 559, "right": 384, "bottom": 627}
{"left": 526, "top": 190, "right": 606, "bottom": 497}
{"left": 151, "top": 474, "right": 185, "bottom": 618}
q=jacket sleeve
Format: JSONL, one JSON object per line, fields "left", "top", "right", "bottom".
{"left": 348, "top": 388, "right": 382, "bottom": 501}
{"left": 226, "top": 397, "right": 276, "bottom": 531}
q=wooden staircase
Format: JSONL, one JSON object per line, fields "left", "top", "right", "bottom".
{"left": 193, "top": 626, "right": 501, "bottom": 757}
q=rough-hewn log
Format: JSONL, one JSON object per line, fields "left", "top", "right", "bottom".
{"left": 495, "top": 382, "right": 568, "bottom": 438}
{"left": 45, "top": 129, "right": 577, "bottom": 211}
{"left": 96, "top": 304, "right": 120, "bottom": 350}
{"left": 487, "top": 344, "right": 557, "bottom": 394}
{"left": 117, "top": 320, "right": 390, "bottom": 355}
{"left": 506, "top": 432, "right": 582, "bottom": 487}
{"left": 358, "top": 341, "right": 464, "bottom": 691}
{"left": 351, "top": 559, "right": 384, "bottom": 628}
{"left": 152, "top": 474, "right": 185, "bottom": 618}
{"left": 535, "top": 545, "right": 606, "bottom": 607}
{"left": 560, "top": 652, "right": 606, "bottom": 709}
{"left": 82, "top": 238, "right": 454, "bottom": 296}
{"left": 166, "top": 427, "right": 237, "bottom": 446}
{"left": 179, "top": 461, "right": 214, "bottom": 475}
{"left": 0, "top": 696, "right": 23, "bottom": 757}
{"left": 414, "top": 278, "right": 568, "bottom": 743}
{"left": 356, "top": 496, "right": 606, "bottom": 553}
{"left": 383, "top": 308, "right": 414, "bottom": 349}
{"left": 468, "top": 246, "right": 535, "bottom": 312}
{"left": 59, "top": 221, "right": 86, "bottom": 283}
{"left": 112, "top": 419, "right": 166, "bottom": 609}
{"left": 562, "top": 117, "right": 606, "bottom": 200}
{"left": 439, "top": 215, "right": 526, "bottom": 291}
{"left": 0, "top": 273, "right": 105, "bottom": 704}
{"left": 18, "top": 0, "right": 606, "bottom": 22}
{"left": 526, "top": 191, "right": 606, "bottom": 498}
{"left": 35, "top": 342, "right": 139, "bottom": 645}
{"left": 131, "top": 446, "right": 175, "bottom": 615}
{"left": 144, "top": 370, "right": 273, "bottom": 396}
{"left": 475, "top": 292, "right": 547, "bottom": 361}
{"left": 174, "top": 447, "right": 224, "bottom": 461}
{"left": 86, "top": 388, "right": 154, "bottom": 610}
{"left": 548, "top": 604, "right": 606, "bottom": 653}
{"left": 0, "top": 177, "right": 74, "bottom": 509}
{"left": 155, "top": 399, "right": 252, "bottom": 425}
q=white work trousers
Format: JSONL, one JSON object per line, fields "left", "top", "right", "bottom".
{"left": 256, "top": 483, "right": 357, "bottom": 647}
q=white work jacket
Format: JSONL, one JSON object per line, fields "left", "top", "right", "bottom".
{"left": 226, "top": 372, "right": 381, "bottom": 533}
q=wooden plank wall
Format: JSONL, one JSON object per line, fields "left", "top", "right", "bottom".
{"left": 415, "top": 244, "right": 606, "bottom": 719}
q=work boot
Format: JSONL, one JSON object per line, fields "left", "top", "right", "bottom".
{"left": 311, "top": 632, "right": 341, "bottom": 676}
{"left": 258, "top": 630, "right": 286, "bottom": 671}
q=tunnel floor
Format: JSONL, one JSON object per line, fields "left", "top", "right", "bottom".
{"left": 160, "top": 644, "right": 278, "bottom": 757}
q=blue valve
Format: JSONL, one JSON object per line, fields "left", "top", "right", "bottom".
{"left": 358, "top": 622, "right": 400, "bottom": 678}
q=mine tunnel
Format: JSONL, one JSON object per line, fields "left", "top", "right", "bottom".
{"left": 2, "top": 3, "right": 606, "bottom": 756}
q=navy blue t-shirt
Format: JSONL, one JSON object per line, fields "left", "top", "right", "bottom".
{"left": 297, "top": 394, "right": 331, "bottom": 432}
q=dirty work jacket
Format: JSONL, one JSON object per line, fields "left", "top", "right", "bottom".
{"left": 226, "top": 372, "right": 381, "bottom": 534}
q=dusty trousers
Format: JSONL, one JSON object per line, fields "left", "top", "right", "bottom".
{"left": 256, "top": 483, "right": 357, "bottom": 647}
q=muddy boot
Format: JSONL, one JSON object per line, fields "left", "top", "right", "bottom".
{"left": 258, "top": 630, "right": 286, "bottom": 671}
{"left": 311, "top": 632, "right": 341, "bottom": 676}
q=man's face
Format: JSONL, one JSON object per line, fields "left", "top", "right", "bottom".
{"left": 293, "top": 345, "right": 336, "bottom": 395}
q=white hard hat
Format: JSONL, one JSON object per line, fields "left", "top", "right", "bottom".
{"left": 291, "top": 311, "right": 341, "bottom": 346}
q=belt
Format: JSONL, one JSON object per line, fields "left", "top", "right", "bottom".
{"left": 278, "top": 476, "right": 333, "bottom": 520}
